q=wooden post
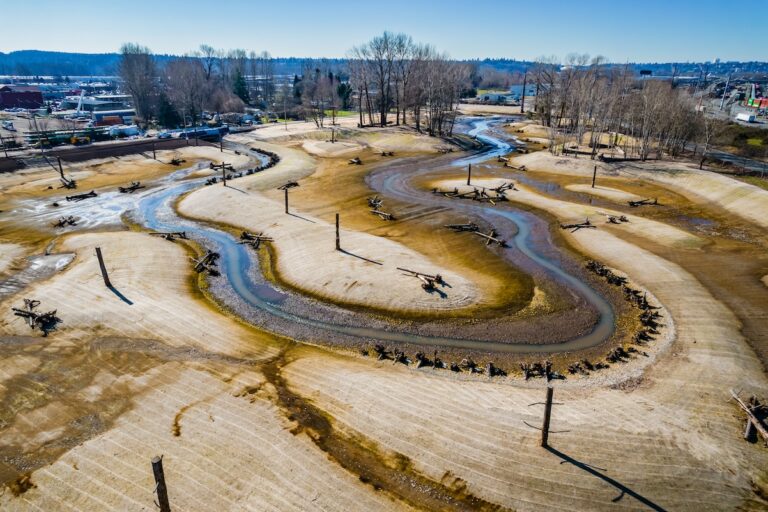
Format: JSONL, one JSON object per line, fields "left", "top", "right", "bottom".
{"left": 152, "top": 143, "right": 156, "bottom": 160}
{"left": 151, "top": 456, "right": 171, "bottom": 512}
{"left": 220, "top": 136, "right": 223, "bottom": 152}
{"left": 284, "top": 188, "right": 289, "bottom": 214}
{"left": 95, "top": 247, "right": 112, "bottom": 288}
{"left": 335, "top": 213, "right": 340, "bottom": 251}
{"left": 591, "top": 165, "right": 597, "bottom": 188}
{"left": 57, "top": 156, "right": 64, "bottom": 179}
{"left": 222, "top": 164, "right": 227, "bottom": 187}
{"left": 466, "top": 163, "right": 472, "bottom": 186}
{"left": 521, "top": 72, "right": 527, "bottom": 114}
{"left": 541, "top": 386, "right": 554, "bottom": 447}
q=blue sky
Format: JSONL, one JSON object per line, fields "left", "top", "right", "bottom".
{"left": 1, "top": 0, "right": 764, "bottom": 62}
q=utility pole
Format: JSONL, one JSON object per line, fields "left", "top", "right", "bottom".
{"left": 95, "top": 247, "right": 112, "bottom": 288}
{"left": 335, "top": 213, "right": 340, "bottom": 251}
{"left": 151, "top": 456, "right": 171, "bottom": 512}
{"left": 466, "top": 163, "right": 472, "bottom": 186}
{"left": 541, "top": 386, "right": 554, "bottom": 447}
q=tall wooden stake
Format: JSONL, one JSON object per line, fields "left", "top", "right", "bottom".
{"left": 284, "top": 188, "right": 289, "bottom": 214}
{"left": 152, "top": 143, "right": 156, "bottom": 160}
{"left": 220, "top": 136, "right": 223, "bottom": 152}
{"left": 95, "top": 247, "right": 112, "bottom": 288}
{"left": 541, "top": 386, "right": 554, "bottom": 447}
{"left": 335, "top": 213, "right": 340, "bottom": 251}
{"left": 222, "top": 164, "right": 227, "bottom": 187}
{"left": 151, "top": 456, "right": 171, "bottom": 512}
{"left": 466, "top": 163, "right": 472, "bottom": 186}
{"left": 591, "top": 165, "right": 597, "bottom": 188}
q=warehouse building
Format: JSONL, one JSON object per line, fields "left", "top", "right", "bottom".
{"left": 0, "top": 84, "right": 44, "bottom": 109}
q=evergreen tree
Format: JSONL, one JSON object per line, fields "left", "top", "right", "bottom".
{"left": 233, "top": 70, "right": 250, "bottom": 103}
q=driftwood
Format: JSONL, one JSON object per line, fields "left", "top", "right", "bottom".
{"left": 58, "top": 176, "right": 77, "bottom": 189}
{"left": 381, "top": 151, "right": 394, "bottom": 157}
{"left": 191, "top": 250, "right": 220, "bottom": 275}
{"left": 278, "top": 181, "right": 299, "bottom": 190}
{"left": 607, "top": 215, "right": 629, "bottom": 224}
{"left": 150, "top": 231, "right": 187, "bottom": 241}
{"left": 472, "top": 229, "right": 507, "bottom": 247}
{"left": 11, "top": 299, "right": 60, "bottom": 336}
{"left": 397, "top": 267, "right": 444, "bottom": 291}
{"left": 732, "top": 390, "right": 768, "bottom": 445}
{"left": 239, "top": 231, "right": 273, "bottom": 249}
{"left": 53, "top": 216, "right": 77, "bottom": 228}
{"left": 505, "top": 163, "right": 526, "bottom": 171}
{"left": 119, "top": 181, "right": 145, "bottom": 193}
{"left": 170, "top": 158, "right": 186, "bottom": 166}
{"left": 370, "top": 209, "right": 394, "bottom": 221}
{"left": 348, "top": 156, "right": 362, "bottom": 165}
{"left": 628, "top": 197, "right": 659, "bottom": 208}
{"left": 436, "top": 147, "right": 454, "bottom": 154}
{"left": 445, "top": 223, "right": 479, "bottom": 232}
{"left": 367, "top": 196, "right": 383, "bottom": 209}
{"left": 65, "top": 190, "right": 97, "bottom": 202}
{"left": 560, "top": 218, "right": 596, "bottom": 233}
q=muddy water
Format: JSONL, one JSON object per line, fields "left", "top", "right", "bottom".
{"left": 135, "top": 119, "right": 617, "bottom": 353}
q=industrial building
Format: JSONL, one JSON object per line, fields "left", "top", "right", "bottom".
{"left": 0, "top": 84, "right": 44, "bottom": 109}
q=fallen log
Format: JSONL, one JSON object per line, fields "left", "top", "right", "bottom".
{"left": 560, "top": 218, "right": 596, "bottom": 233}
{"left": 65, "top": 190, "right": 97, "bottom": 202}
{"left": 445, "top": 223, "right": 479, "bottom": 232}
{"left": 348, "top": 156, "right": 362, "bottom": 165}
{"left": 628, "top": 197, "right": 659, "bottom": 208}
{"left": 119, "top": 181, "right": 146, "bottom": 194}
{"left": 472, "top": 229, "right": 507, "bottom": 247}
{"left": 52, "top": 216, "right": 77, "bottom": 228}
{"left": 370, "top": 209, "right": 394, "bottom": 220}
{"left": 732, "top": 390, "right": 768, "bottom": 445}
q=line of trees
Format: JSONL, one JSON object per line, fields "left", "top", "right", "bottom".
{"left": 119, "top": 43, "right": 277, "bottom": 127}
{"left": 347, "top": 32, "right": 472, "bottom": 136}
{"left": 529, "top": 54, "right": 707, "bottom": 161}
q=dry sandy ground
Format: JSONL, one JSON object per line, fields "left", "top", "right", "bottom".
{"left": 284, "top": 184, "right": 768, "bottom": 510}
{"left": 301, "top": 140, "right": 362, "bottom": 158}
{"left": 433, "top": 178, "right": 704, "bottom": 249}
{"left": 513, "top": 151, "right": 768, "bottom": 231}
{"left": 0, "top": 243, "right": 25, "bottom": 276}
{"left": 565, "top": 184, "right": 644, "bottom": 203}
{"left": 0, "top": 232, "right": 409, "bottom": 512}
{"left": 0, "top": 147, "right": 250, "bottom": 205}
{"left": 0, "top": 232, "right": 276, "bottom": 359}
{"left": 458, "top": 103, "right": 522, "bottom": 116}
{"left": 245, "top": 117, "right": 361, "bottom": 141}
{"left": 179, "top": 180, "right": 480, "bottom": 313}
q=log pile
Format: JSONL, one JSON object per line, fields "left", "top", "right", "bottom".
{"left": 473, "top": 229, "right": 508, "bottom": 247}
{"left": 170, "top": 158, "right": 186, "bottom": 166}
{"left": 366, "top": 195, "right": 394, "bottom": 220}
{"left": 59, "top": 176, "right": 77, "bottom": 189}
{"left": 191, "top": 250, "right": 220, "bottom": 276}
{"left": 365, "top": 345, "right": 506, "bottom": 377}
{"left": 445, "top": 222, "right": 480, "bottom": 232}
{"left": 65, "top": 190, "right": 97, "bottom": 202}
{"left": 560, "top": 218, "right": 596, "bottom": 233}
{"left": 149, "top": 231, "right": 188, "bottom": 241}
{"left": 431, "top": 183, "right": 515, "bottom": 205}
{"left": 380, "top": 151, "right": 394, "bottom": 157}
{"left": 202, "top": 149, "right": 281, "bottom": 186}
{"left": 52, "top": 216, "right": 77, "bottom": 228}
{"left": 436, "top": 146, "right": 454, "bottom": 154}
{"left": 239, "top": 231, "right": 273, "bottom": 250}
{"left": 119, "top": 181, "right": 146, "bottom": 194}
{"left": 11, "top": 299, "right": 61, "bottom": 336}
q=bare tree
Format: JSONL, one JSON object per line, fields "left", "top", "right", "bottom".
{"left": 118, "top": 43, "right": 157, "bottom": 124}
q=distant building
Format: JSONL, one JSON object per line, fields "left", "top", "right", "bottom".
{"left": 0, "top": 84, "right": 44, "bottom": 109}
{"left": 58, "top": 94, "right": 132, "bottom": 112}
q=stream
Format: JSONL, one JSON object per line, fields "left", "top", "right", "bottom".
{"left": 134, "top": 117, "right": 615, "bottom": 353}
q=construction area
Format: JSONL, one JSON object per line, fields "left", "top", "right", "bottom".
{"left": 1, "top": 90, "right": 768, "bottom": 512}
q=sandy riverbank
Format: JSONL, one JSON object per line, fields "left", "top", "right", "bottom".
{"left": 513, "top": 151, "right": 768, "bottom": 231}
